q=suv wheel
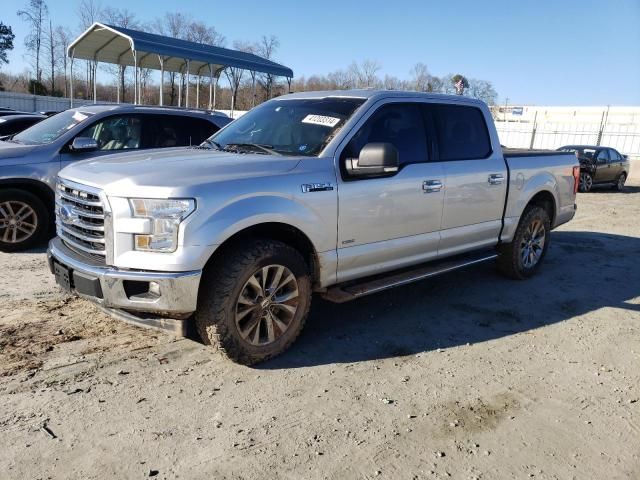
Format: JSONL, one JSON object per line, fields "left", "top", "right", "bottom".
{"left": 497, "top": 205, "right": 551, "bottom": 280}
{"left": 615, "top": 173, "right": 626, "bottom": 191}
{"left": 579, "top": 172, "right": 593, "bottom": 192}
{"left": 0, "top": 189, "right": 49, "bottom": 252}
{"left": 195, "top": 239, "right": 312, "bottom": 365}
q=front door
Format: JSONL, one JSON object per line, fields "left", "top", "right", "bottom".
{"left": 60, "top": 114, "right": 144, "bottom": 170}
{"left": 428, "top": 103, "right": 507, "bottom": 257}
{"left": 335, "top": 101, "right": 444, "bottom": 282}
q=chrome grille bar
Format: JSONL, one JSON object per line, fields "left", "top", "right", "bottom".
{"left": 56, "top": 179, "right": 106, "bottom": 261}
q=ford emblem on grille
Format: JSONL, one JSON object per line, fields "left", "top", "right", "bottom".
{"left": 60, "top": 205, "right": 80, "bottom": 226}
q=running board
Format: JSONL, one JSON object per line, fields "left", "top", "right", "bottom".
{"left": 322, "top": 250, "right": 498, "bottom": 303}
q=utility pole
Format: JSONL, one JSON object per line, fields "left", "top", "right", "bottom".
{"left": 504, "top": 97, "right": 509, "bottom": 122}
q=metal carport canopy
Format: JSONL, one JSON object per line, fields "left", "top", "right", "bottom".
{"left": 68, "top": 22, "right": 294, "bottom": 77}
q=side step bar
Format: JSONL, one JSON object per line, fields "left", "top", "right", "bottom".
{"left": 322, "top": 250, "right": 498, "bottom": 303}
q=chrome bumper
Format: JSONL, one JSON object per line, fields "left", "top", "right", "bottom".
{"left": 47, "top": 238, "right": 201, "bottom": 333}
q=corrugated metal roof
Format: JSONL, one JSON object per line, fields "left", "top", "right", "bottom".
{"left": 68, "top": 23, "right": 293, "bottom": 78}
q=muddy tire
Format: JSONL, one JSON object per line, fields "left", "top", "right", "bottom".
{"left": 497, "top": 205, "right": 551, "bottom": 280}
{"left": 195, "top": 239, "right": 312, "bottom": 365}
{"left": 614, "top": 173, "right": 626, "bottom": 191}
{"left": 0, "top": 189, "right": 49, "bottom": 252}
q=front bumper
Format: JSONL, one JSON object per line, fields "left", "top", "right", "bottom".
{"left": 47, "top": 237, "right": 202, "bottom": 335}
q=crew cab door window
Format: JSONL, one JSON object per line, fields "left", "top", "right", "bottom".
{"left": 342, "top": 103, "right": 428, "bottom": 167}
{"left": 144, "top": 115, "right": 221, "bottom": 149}
{"left": 78, "top": 115, "right": 143, "bottom": 151}
{"left": 608, "top": 149, "right": 621, "bottom": 162}
{"left": 430, "top": 104, "right": 492, "bottom": 161}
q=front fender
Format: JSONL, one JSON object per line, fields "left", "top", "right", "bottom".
{"left": 181, "top": 191, "right": 337, "bottom": 266}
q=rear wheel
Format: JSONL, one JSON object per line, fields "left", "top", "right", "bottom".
{"left": 614, "top": 173, "right": 626, "bottom": 191}
{"left": 195, "top": 239, "right": 312, "bottom": 365}
{"left": 497, "top": 205, "right": 551, "bottom": 280}
{"left": 579, "top": 172, "right": 593, "bottom": 192}
{"left": 0, "top": 189, "right": 49, "bottom": 252}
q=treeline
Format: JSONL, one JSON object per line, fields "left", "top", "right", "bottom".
{"left": 0, "top": 0, "right": 499, "bottom": 110}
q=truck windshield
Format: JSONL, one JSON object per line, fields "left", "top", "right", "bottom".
{"left": 205, "top": 98, "right": 366, "bottom": 156}
{"left": 13, "top": 110, "right": 94, "bottom": 145}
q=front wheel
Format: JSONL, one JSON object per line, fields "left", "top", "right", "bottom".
{"left": 579, "top": 172, "right": 593, "bottom": 192}
{"left": 497, "top": 205, "right": 551, "bottom": 280}
{"left": 195, "top": 240, "right": 312, "bottom": 365}
{"left": 0, "top": 189, "right": 49, "bottom": 252}
{"left": 615, "top": 173, "right": 626, "bottom": 191}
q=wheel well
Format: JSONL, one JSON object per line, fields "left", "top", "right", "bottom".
{"left": 0, "top": 179, "right": 54, "bottom": 211}
{"left": 527, "top": 191, "right": 556, "bottom": 225}
{"left": 207, "top": 222, "right": 320, "bottom": 284}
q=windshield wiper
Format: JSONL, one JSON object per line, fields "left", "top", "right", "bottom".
{"left": 201, "top": 139, "right": 223, "bottom": 150}
{"left": 225, "top": 143, "right": 282, "bottom": 156}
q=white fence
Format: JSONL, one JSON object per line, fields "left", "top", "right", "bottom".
{"left": 0, "top": 91, "right": 106, "bottom": 112}
{"left": 495, "top": 120, "right": 640, "bottom": 159}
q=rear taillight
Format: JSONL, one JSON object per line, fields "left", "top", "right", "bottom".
{"left": 573, "top": 166, "right": 580, "bottom": 194}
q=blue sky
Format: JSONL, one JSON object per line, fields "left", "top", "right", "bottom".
{"left": 3, "top": 0, "right": 640, "bottom": 105}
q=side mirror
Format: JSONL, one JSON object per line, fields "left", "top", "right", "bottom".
{"left": 345, "top": 143, "right": 399, "bottom": 178}
{"left": 71, "top": 137, "right": 98, "bottom": 152}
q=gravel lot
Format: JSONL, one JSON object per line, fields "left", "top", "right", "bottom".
{"left": 1, "top": 170, "right": 639, "bottom": 479}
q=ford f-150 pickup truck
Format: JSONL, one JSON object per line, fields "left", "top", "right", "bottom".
{"left": 47, "top": 90, "right": 579, "bottom": 364}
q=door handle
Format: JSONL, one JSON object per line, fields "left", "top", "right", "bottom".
{"left": 488, "top": 174, "right": 505, "bottom": 185}
{"left": 423, "top": 180, "right": 443, "bottom": 193}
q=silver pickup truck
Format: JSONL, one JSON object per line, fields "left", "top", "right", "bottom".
{"left": 48, "top": 90, "right": 579, "bottom": 364}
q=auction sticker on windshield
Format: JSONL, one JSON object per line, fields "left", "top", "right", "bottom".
{"left": 302, "top": 114, "right": 341, "bottom": 128}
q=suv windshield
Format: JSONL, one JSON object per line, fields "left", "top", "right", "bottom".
{"left": 205, "top": 98, "right": 366, "bottom": 156}
{"left": 13, "top": 109, "right": 94, "bottom": 145}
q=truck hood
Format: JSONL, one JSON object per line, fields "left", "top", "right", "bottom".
{"left": 0, "top": 140, "right": 38, "bottom": 161}
{"left": 59, "top": 147, "right": 303, "bottom": 197}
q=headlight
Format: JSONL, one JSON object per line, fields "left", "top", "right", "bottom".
{"left": 129, "top": 198, "right": 195, "bottom": 252}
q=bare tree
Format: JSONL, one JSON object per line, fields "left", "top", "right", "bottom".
{"left": 76, "top": 0, "right": 102, "bottom": 99}
{"left": 359, "top": 59, "right": 381, "bottom": 88}
{"left": 17, "top": 0, "right": 48, "bottom": 88}
{"left": 55, "top": 26, "right": 71, "bottom": 97}
{"left": 102, "top": 7, "right": 138, "bottom": 102}
{"left": 153, "top": 12, "right": 190, "bottom": 105}
{"left": 44, "top": 19, "right": 57, "bottom": 94}
{"left": 410, "top": 62, "right": 430, "bottom": 92}
{"left": 255, "top": 34, "right": 280, "bottom": 100}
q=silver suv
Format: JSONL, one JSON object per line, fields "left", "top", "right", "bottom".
{"left": 0, "top": 105, "right": 230, "bottom": 251}
{"left": 48, "top": 90, "right": 578, "bottom": 364}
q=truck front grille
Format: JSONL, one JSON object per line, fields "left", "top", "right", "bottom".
{"left": 55, "top": 180, "right": 106, "bottom": 262}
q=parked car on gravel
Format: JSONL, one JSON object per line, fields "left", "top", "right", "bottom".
{"left": 48, "top": 90, "right": 579, "bottom": 365}
{"left": 0, "top": 105, "right": 231, "bottom": 251}
{"left": 557, "top": 145, "right": 630, "bottom": 192}
{"left": 0, "top": 114, "right": 47, "bottom": 139}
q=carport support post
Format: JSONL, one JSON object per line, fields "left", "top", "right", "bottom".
{"left": 208, "top": 64, "right": 213, "bottom": 110}
{"left": 69, "top": 49, "right": 75, "bottom": 108}
{"left": 251, "top": 71, "right": 256, "bottom": 107}
{"left": 93, "top": 60, "right": 98, "bottom": 103}
{"left": 213, "top": 74, "right": 218, "bottom": 110}
{"left": 133, "top": 50, "right": 138, "bottom": 105}
{"left": 158, "top": 56, "right": 164, "bottom": 106}
{"left": 185, "top": 59, "right": 190, "bottom": 108}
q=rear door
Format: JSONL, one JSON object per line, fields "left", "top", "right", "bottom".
{"left": 428, "top": 103, "right": 507, "bottom": 257}
{"left": 607, "top": 148, "right": 623, "bottom": 180}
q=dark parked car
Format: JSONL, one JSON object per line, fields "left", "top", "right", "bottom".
{"left": 0, "top": 105, "right": 232, "bottom": 251}
{"left": 557, "top": 145, "right": 630, "bottom": 192}
{"left": 0, "top": 114, "right": 47, "bottom": 139}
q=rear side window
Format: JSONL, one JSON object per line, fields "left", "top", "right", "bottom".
{"left": 609, "top": 149, "right": 620, "bottom": 161}
{"left": 431, "top": 104, "right": 492, "bottom": 161}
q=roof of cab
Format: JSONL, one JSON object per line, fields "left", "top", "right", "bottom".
{"left": 275, "top": 89, "right": 487, "bottom": 105}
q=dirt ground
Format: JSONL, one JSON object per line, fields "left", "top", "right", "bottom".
{"left": 1, "top": 171, "right": 639, "bottom": 480}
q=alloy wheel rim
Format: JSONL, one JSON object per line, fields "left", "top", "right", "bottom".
{"left": 520, "top": 218, "right": 545, "bottom": 269}
{"left": 235, "top": 264, "right": 299, "bottom": 346}
{"left": 0, "top": 201, "right": 38, "bottom": 244}
{"left": 580, "top": 173, "right": 592, "bottom": 191}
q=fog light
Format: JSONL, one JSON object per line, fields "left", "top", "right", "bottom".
{"left": 149, "top": 281, "right": 161, "bottom": 296}
{"left": 135, "top": 235, "right": 151, "bottom": 250}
